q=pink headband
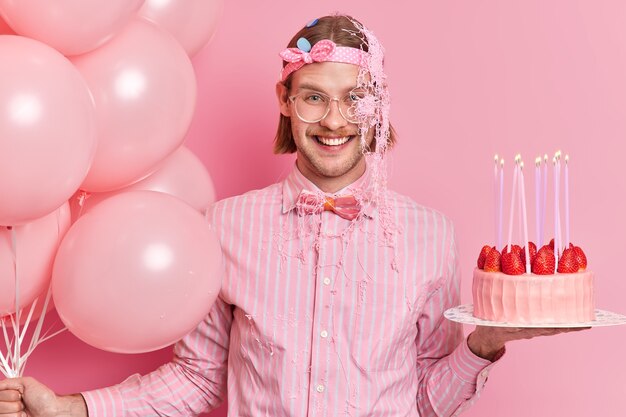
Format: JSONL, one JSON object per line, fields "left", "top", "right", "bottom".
{"left": 279, "top": 39, "right": 369, "bottom": 81}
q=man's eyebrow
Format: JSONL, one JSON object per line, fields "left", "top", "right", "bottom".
{"left": 294, "top": 82, "right": 358, "bottom": 93}
{"left": 294, "top": 83, "right": 325, "bottom": 92}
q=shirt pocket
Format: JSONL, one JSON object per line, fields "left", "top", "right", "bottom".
{"left": 348, "top": 277, "right": 424, "bottom": 372}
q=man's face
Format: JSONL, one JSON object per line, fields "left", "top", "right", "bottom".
{"left": 277, "top": 62, "right": 374, "bottom": 191}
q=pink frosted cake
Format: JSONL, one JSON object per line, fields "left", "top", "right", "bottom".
{"left": 472, "top": 267, "right": 595, "bottom": 324}
{"left": 472, "top": 153, "right": 595, "bottom": 324}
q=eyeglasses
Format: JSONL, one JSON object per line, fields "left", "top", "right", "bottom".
{"left": 288, "top": 89, "right": 367, "bottom": 124}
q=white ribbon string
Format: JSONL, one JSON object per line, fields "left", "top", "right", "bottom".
{"left": 0, "top": 223, "right": 66, "bottom": 377}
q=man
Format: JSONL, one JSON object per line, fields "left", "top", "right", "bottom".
{"left": 0, "top": 14, "right": 577, "bottom": 417}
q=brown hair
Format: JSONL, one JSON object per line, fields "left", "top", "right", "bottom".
{"left": 273, "top": 15, "right": 397, "bottom": 154}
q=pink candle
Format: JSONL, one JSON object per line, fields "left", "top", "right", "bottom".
{"left": 565, "top": 155, "right": 570, "bottom": 248}
{"left": 506, "top": 155, "right": 520, "bottom": 253}
{"left": 519, "top": 160, "right": 531, "bottom": 273}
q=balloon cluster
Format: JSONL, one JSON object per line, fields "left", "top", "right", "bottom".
{"left": 0, "top": 0, "right": 224, "bottom": 362}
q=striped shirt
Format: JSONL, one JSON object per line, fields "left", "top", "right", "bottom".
{"left": 83, "top": 164, "right": 495, "bottom": 417}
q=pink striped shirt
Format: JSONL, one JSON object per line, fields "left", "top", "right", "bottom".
{"left": 83, "top": 165, "right": 496, "bottom": 416}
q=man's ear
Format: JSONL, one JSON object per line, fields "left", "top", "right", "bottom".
{"left": 276, "top": 82, "right": 290, "bottom": 117}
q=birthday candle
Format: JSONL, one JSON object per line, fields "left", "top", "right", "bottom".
{"left": 553, "top": 155, "right": 559, "bottom": 271}
{"left": 557, "top": 151, "right": 563, "bottom": 256}
{"left": 499, "top": 158, "right": 504, "bottom": 249}
{"left": 506, "top": 155, "right": 520, "bottom": 253}
{"left": 535, "top": 156, "right": 541, "bottom": 250}
{"left": 518, "top": 186, "right": 523, "bottom": 248}
{"left": 520, "top": 160, "right": 531, "bottom": 273}
{"left": 494, "top": 155, "right": 499, "bottom": 247}
{"left": 541, "top": 154, "right": 548, "bottom": 247}
{"left": 565, "top": 155, "right": 570, "bottom": 248}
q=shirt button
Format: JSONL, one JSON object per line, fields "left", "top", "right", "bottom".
{"left": 481, "top": 371, "right": 488, "bottom": 378}
{"left": 316, "top": 384, "right": 325, "bottom": 393}
{"left": 323, "top": 277, "right": 331, "bottom": 285}
{"left": 320, "top": 330, "right": 328, "bottom": 338}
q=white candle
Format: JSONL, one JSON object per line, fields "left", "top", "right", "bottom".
{"left": 494, "top": 155, "right": 499, "bottom": 247}
{"left": 520, "top": 160, "right": 531, "bottom": 273}
{"left": 506, "top": 155, "right": 520, "bottom": 253}
{"left": 556, "top": 151, "right": 562, "bottom": 256}
{"left": 535, "top": 156, "right": 541, "bottom": 249}
{"left": 541, "top": 154, "right": 548, "bottom": 247}
{"left": 499, "top": 158, "right": 504, "bottom": 249}
{"left": 553, "top": 155, "right": 559, "bottom": 271}
{"left": 565, "top": 155, "right": 570, "bottom": 248}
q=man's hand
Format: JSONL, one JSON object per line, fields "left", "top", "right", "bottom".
{"left": 0, "top": 377, "right": 87, "bottom": 417}
{"left": 467, "top": 325, "right": 589, "bottom": 361}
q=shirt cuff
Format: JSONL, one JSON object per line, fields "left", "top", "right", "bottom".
{"left": 449, "top": 336, "right": 504, "bottom": 384}
{"left": 448, "top": 338, "right": 505, "bottom": 416}
{"left": 82, "top": 385, "right": 125, "bottom": 417}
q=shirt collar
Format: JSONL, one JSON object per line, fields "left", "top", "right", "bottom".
{"left": 281, "top": 162, "right": 377, "bottom": 218}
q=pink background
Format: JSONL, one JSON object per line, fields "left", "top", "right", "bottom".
{"left": 24, "top": 1, "right": 626, "bottom": 416}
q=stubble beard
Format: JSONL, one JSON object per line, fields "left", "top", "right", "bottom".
{"left": 297, "top": 138, "right": 366, "bottom": 180}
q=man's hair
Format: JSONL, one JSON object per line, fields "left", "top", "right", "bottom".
{"left": 274, "top": 15, "right": 397, "bottom": 154}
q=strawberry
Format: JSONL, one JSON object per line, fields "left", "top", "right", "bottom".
{"left": 549, "top": 238, "right": 555, "bottom": 250}
{"left": 501, "top": 244, "right": 523, "bottom": 257}
{"left": 557, "top": 247, "right": 579, "bottom": 273}
{"left": 477, "top": 245, "right": 493, "bottom": 269}
{"left": 483, "top": 248, "right": 501, "bottom": 272}
{"left": 521, "top": 241, "right": 537, "bottom": 267}
{"left": 501, "top": 250, "right": 525, "bottom": 275}
{"left": 532, "top": 246, "right": 555, "bottom": 275}
{"left": 573, "top": 246, "right": 588, "bottom": 271}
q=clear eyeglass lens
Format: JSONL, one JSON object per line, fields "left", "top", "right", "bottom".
{"left": 291, "top": 90, "right": 364, "bottom": 123}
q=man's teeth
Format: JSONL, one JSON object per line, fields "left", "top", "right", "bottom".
{"left": 316, "top": 136, "right": 350, "bottom": 146}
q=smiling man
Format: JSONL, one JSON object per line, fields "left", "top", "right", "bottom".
{"left": 0, "top": 14, "right": 577, "bottom": 417}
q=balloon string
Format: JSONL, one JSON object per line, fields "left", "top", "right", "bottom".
{"left": 10, "top": 228, "right": 19, "bottom": 377}
{"left": 77, "top": 191, "right": 89, "bottom": 219}
{"left": 0, "top": 222, "right": 67, "bottom": 378}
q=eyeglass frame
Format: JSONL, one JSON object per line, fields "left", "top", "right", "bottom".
{"left": 287, "top": 89, "right": 366, "bottom": 124}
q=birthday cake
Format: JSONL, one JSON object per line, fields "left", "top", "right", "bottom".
{"left": 471, "top": 154, "right": 595, "bottom": 324}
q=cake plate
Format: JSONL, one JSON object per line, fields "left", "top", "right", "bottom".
{"left": 444, "top": 304, "right": 626, "bottom": 328}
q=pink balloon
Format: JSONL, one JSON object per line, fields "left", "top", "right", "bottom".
{"left": 73, "top": 146, "right": 216, "bottom": 218}
{"left": 52, "top": 191, "right": 222, "bottom": 353}
{"left": 138, "top": 0, "right": 223, "bottom": 57}
{"left": 0, "top": 36, "right": 97, "bottom": 225}
{"left": 0, "top": 0, "right": 144, "bottom": 56}
{"left": 72, "top": 19, "right": 197, "bottom": 192}
{"left": 0, "top": 15, "right": 14, "bottom": 34}
{"left": 0, "top": 204, "right": 70, "bottom": 316}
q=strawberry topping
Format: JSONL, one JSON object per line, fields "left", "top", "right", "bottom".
{"left": 477, "top": 245, "right": 493, "bottom": 269}
{"left": 483, "top": 248, "right": 502, "bottom": 272}
{"left": 532, "top": 245, "right": 556, "bottom": 275}
{"left": 501, "top": 250, "right": 525, "bottom": 275}
{"left": 557, "top": 247, "right": 579, "bottom": 273}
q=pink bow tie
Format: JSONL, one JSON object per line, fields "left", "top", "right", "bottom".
{"left": 296, "top": 191, "right": 361, "bottom": 221}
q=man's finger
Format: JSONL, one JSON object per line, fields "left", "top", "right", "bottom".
{"left": 0, "top": 380, "right": 23, "bottom": 394}
{"left": 0, "top": 390, "right": 20, "bottom": 402}
{"left": 0, "top": 399, "right": 24, "bottom": 413}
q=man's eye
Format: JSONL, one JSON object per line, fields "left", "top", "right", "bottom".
{"left": 347, "top": 91, "right": 366, "bottom": 102}
{"left": 304, "top": 94, "right": 325, "bottom": 104}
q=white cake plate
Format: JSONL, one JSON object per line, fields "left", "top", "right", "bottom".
{"left": 444, "top": 304, "right": 626, "bottom": 328}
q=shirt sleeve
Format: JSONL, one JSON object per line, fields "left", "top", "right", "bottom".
{"left": 415, "top": 226, "right": 502, "bottom": 417}
{"left": 82, "top": 295, "right": 233, "bottom": 417}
